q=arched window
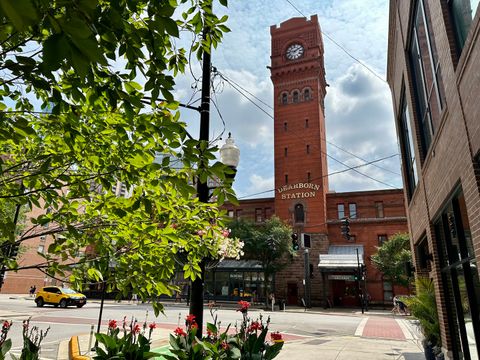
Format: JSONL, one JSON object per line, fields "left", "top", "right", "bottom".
{"left": 281, "top": 93, "right": 288, "bottom": 104}
{"left": 294, "top": 203, "right": 305, "bottom": 223}
{"left": 304, "top": 88, "right": 311, "bottom": 101}
{"left": 292, "top": 91, "right": 299, "bottom": 103}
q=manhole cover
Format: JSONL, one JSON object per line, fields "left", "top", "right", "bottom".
{"left": 305, "top": 339, "right": 329, "bottom": 346}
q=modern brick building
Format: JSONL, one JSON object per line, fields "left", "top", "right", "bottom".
{"left": 223, "top": 15, "right": 409, "bottom": 308}
{"left": 387, "top": 0, "right": 480, "bottom": 358}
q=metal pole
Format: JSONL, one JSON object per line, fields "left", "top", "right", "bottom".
{"left": 356, "top": 248, "right": 364, "bottom": 314}
{"left": 0, "top": 201, "right": 23, "bottom": 291}
{"left": 304, "top": 248, "right": 311, "bottom": 308}
{"left": 189, "top": 4, "right": 212, "bottom": 335}
{"left": 93, "top": 281, "right": 106, "bottom": 348}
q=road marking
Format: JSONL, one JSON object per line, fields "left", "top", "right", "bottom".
{"left": 395, "top": 319, "right": 413, "bottom": 340}
{"left": 354, "top": 317, "right": 368, "bottom": 336}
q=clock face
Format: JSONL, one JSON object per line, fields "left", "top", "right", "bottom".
{"left": 286, "top": 43, "right": 304, "bottom": 60}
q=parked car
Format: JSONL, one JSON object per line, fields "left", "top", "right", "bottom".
{"left": 35, "top": 286, "right": 87, "bottom": 308}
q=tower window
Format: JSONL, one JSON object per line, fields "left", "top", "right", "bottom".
{"left": 305, "top": 119, "right": 309, "bottom": 128}
{"left": 304, "top": 89, "right": 311, "bottom": 101}
{"left": 292, "top": 91, "right": 299, "bottom": 103}
{"left": 281, "top": 93, "right": 288, "bottom": 105}
{"left": 284, "top": 122, "right": 288, "bottom": 131}
{"left": 284, "top": 147, "right": 288, "bottom": 157}
{"left": 285, "top": 174, "right": 288, "bottom": 184}
{"left": 349, "top": 203, "right": 357, "bottom": 218}
{"left": 306, "top": 144, "right": 310, "bottom": 154}
{"left": 294, "top": 203, "right": 305, "bottom": 223}
{"left": 307, "top": 172, "right": 311, "bottom": 182}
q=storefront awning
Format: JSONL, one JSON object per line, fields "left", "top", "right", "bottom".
{"left": 215, "top": 260, "right": 263, "bottom": 271}
{"left": 318, "top": 245, "right": 364, "bottom": 272}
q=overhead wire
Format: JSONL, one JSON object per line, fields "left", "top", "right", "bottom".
{"left": 283, "top": 0, "right": 386, "bottom": 83}
{"left": 215, "top": 69, "right": 400, "bottom": 190}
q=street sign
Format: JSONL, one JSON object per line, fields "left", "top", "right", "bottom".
{"left": 328, "top": 274, "right": 356, "bottom": 281}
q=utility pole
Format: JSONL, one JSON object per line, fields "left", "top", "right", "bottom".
{"left": 189, "top": 2, "right": 212, "bottom": 338}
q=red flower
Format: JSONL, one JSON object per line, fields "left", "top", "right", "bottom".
{"left": 2, "top": 321, "right": 11, "bottom": 330}
{"left": 185, "top": 314, "right": 196, "bottom": 324}
{"left": 132, "top": 324, "right": 141, "bottom": 334}
{"left": 108, "top": 320, "right": 117, "bottom": 329}
{"left": 149, "top": 322, "right": 156, "bottom": 330}
{"left": 221, "top": 341, "right": 229, "bottom": 350}
{"left": 174, "top": 327, "right": 186, "bottom": 336}
{"left": 237, "top": 300, "right": 250, "bottom": 313}
{"left": 271, "top": 332, "right": 283, "bottom": 341}
{"left": 248, "top": 321, "right": 263, "bottom": 332}
{"left": 191, "top": 322, "right": 198, "bottom": 330}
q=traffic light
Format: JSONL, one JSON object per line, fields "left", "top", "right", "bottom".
{"left": 291, "top": 233, "right": 299, "bottom": 251}
{"left": 302, "top": 233, "right": 311, "bottom": 248}
{"left": 9, "top": 243, "right": 19, "bottom": 259}
{"left": 340, "top": 218, "right": 350, "bottom": 240}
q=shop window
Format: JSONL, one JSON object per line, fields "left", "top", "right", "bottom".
{"left": 255, "top": 208, "right": 263, "bottom": 223}
{"left": 281, "top": 92, "right": 288, "bottom": 105}
{"left": 304, "top": 88, "right": 311, "bottom": 101}
{"left": 375, "top": 201, "right": 384, "bottom": 218}
{"left": 228, "top": 210, "right": 234, "bottom": 218}
{"left": 409, "top": 0, "right": 446, "bottom": 156}
{"left": 337, "top": 204, "right": 345, "bottom": 219}
{"left": 349, "top": 203, "right": 357, "bottom": 219}
{"left": 292, "top": 91, "right": 299, "bottom": 103}
{"left": 435, "top": 189, "right": 480, "bottom": 359}
{"left": 294, "top": 203, "right": 305, "bottom": 223}
{"left": 378, "top": 235, "right": 388, "bottom": 246}
{"left": 399, "top": 92, "right": 419, "bottom": 200}
{"left": 448, "top": 0, "right": 480, "bottom": 53}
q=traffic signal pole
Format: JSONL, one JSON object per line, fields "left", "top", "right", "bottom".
{"left": 0, "top": 202, "right": 22, "bottom": 291}
{"left": 356, "top": 248, "right": 364, "bottom": 314}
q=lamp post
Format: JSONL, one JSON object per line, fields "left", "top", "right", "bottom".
{"left": 190, "top": 134, "right": 239, "bottom": 336}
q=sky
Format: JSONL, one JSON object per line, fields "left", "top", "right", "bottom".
{"left": 175, "top": 0, "right": 403, "bottom": 199}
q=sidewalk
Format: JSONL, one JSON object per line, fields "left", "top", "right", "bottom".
{"left": 56, "top": 315, "right": 424, "bottom": 360}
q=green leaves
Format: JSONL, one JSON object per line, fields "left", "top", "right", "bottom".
{"left": 0, "top": 0, "right": 38, "bottom": 30}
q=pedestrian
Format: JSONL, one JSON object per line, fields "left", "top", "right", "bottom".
{"left": 131, "top": 293, "right": 138, "bottom": 304}
{"left": 29, "top": 285, "right": 36, "bottom": 297}
{"left": 269, "top": 293, "right": 275, "bottom": 311}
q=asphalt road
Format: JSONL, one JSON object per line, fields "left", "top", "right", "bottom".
{"left": 0, "top": 296, "right": 362, "bottom": 359}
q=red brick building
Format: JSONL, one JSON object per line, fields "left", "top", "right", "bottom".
{"left": 224, "top": 15, "right": 408, "bottom": 308}
{"left": 387, "top": 0, "right": 480, "bottom": 358}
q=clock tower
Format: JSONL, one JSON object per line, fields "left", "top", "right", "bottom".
{"left": 270, "top": 15, "right": 328, "bottom": 234}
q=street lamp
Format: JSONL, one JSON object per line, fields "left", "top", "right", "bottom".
{"left": 219, "top": 132, "right": 240, "bottom": 171}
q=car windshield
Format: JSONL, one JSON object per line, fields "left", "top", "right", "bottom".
{"left": 61, "top": 288, "right": 78, "bottom": 294}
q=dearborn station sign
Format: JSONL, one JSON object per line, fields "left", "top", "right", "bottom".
{"left": 276, "top": 182, "right": 320, "bottom": 200}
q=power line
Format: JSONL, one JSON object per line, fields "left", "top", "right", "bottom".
{"left": 283, "top": 0, "right": 386, "bottom": 83}
{"left": 237, "top": 153, "right": 399, "bottom": 199}
{"left": 216, "top": 70, "right": 400, "bottom": 189}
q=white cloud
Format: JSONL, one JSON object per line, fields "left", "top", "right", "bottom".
{"left": 173, "top": 1, "right": 402, "bottom": 197}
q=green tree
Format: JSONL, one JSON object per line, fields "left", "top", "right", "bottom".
{"left": 0, "top": 0, "right": 237, "bottom": 314}
{"left": 371, "top": 233, "right": 412, "bottom": 293}
{"left": 228, "top": 216, "right": 294, "bottom": 305}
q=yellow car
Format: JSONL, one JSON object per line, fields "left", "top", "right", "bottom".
{"left": 35, "top": 286, "right": 87, "bottom": 308}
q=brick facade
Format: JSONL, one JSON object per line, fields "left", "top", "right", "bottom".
{"left": 388, "top": 1, "right": 480, "bottom": 358}
{"left": 225, "top": 15, "right": 408, "bottom": 307}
